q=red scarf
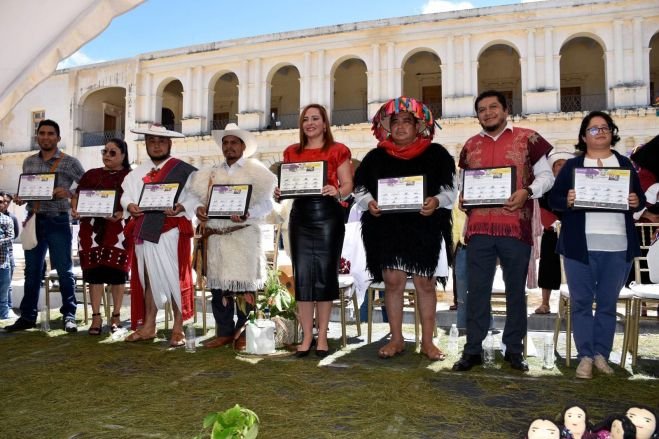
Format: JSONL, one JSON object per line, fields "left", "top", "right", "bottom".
{"left": 377, "top": 137, "right": 431, "bottom": 160}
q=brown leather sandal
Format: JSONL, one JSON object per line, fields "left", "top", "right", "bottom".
{"left": 88, "top": 313, "right": 102, "bottom": 336}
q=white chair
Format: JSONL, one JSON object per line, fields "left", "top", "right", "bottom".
{"left": 44, "top": 266, "right": 87, "bottom": 326}
{"left": 336, "top": 274, "right": 361, "bottom": 347}
{"left": 625, "top": 222, "right": 659, "bottom": 367}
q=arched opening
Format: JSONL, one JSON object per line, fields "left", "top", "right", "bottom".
{"left": 402, "top": 51, "right": 442, "bottom": 118}
{"left": 477, "top": 44, "right": 522, "bottom": 115}
{"left": 79, "top": 87, "right": 126, "bottom": 147}
{"left": 559, "top": 36, "right": 606, "bottom": 112}
{"left": 650, "top": 32, "right": 659, "bottom": 106}
{"left": 332, "top": 58, "right": 367, "bottom": 125}
{"left": 160, "top": 79, "right": 183, "bottom": 132}
{"left": 269, "top": 65, "right": 300, "bottom": 130}
{"left": 211, "top": 72, "right": 239, "bottom": 130}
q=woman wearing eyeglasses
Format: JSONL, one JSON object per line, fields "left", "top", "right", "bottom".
{"left": 550, "top": 111, "right": 645, "bottom": 379}
{"left": 71, "top": 138, "right": 132, "bottom": 335}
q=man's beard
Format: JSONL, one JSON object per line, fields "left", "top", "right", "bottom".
{"left": 148, "top": 151, "right": 171, "bottom": 162}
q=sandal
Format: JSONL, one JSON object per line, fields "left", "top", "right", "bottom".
{"left": 169, "top": 331, "right": 186, "bottom": 348}
{"left": 534, "top": 304, "right": 550, "bottom": 314}
{"left": 110, "top": 312, "right": 123, "bottom": 333}
{"left": 88, "top": 313, "right": 102, "bottom": 336}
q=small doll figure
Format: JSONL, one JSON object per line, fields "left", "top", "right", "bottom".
{"left": 528, "top": 419, "right": 561, "bottom": 439}
{"left": 625, "top": 406, "right": 658, "bottom": 439}
{"left": 561, "top": 405, "right": 594, "bottom": 439}
{"left": 593, "top": 414, "right": 636, "bottom": 439}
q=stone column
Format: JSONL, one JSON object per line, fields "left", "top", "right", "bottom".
{"left": 613, "top": 20, "right": 624, "bottom": 85}
{"left": 301, "top": 51, "right": 312, "bottom": 107}
{"left": 387, "top": 42, "right": 395, "bottom": 97}
{"left": 445, "top": 35, "right": 455, "bottom": 97}
{"left": 544, "top": 27, "right": 554, "bottom": 90}
{"left": 526, "top": 29, "right": 536, "bottom": 91}
{"left": 633, "top": 17, "right": 643, "bottom": 83}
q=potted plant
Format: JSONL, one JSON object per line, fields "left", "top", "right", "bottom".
{"left": 258, "top": 268, "right": 296, "bottom": 348}
{"left": 194, "top": 404, "right": 259, "bottom": 439}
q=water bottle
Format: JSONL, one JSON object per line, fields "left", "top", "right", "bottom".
{"left": 185, "top": 324, "right": 196, "bottom": 353}
{"left": 264, "top": 307, "right": 271, "bottom": 320}
{"left": 39, "top": 306, "right": 50, "bottom": 332}
{"left": 542, "top": 333, "right": 554, "bottom": 370}
{"left": 483, "top": 331, "right": 495, "bottom": 367}
{"left": 448, "top": 324, "right": 459, "bottom": 355}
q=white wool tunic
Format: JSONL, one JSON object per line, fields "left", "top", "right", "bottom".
{"left": 189, "top": 158, "right": 277, "bottom": 291}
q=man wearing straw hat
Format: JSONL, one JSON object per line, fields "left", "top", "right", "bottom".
{"left": 189, "top": 123, "right": 277, "bottom": 349}
{"left": 121, "top": 124, "right": 197, "bottom": 347}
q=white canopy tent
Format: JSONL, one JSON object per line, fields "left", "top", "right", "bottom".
{"left": 0, "top": 0, "right": 144, "bottom": 121}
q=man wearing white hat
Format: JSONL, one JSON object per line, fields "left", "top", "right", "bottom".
{"left": 189, "top": 123, "right": 277, "bottom": 349}
{"left": 121, "top": 124, "right": 197, "bottom": 347}
{"left": 535, "top": 151, "right": 574, "bottom": 314}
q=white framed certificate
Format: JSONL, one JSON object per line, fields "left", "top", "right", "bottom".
{"left": 17, "top": 173, "right": 56, "bottom": 201}
{"left": 207, "top": 184, "right": 252, "bottom": 218}
{"left": 573, "top": 167, "right": 631, "bottom": 211}
{"left": 462, "top": 167, "right": 516, "bottom": 207}
{"left": 377, "top": 175, "right": 426, "bottom": 213}
{"left": 279, "top": 161, "right": 327, "bottom": 199}
{"left": 76, "top": 189, "right": 117, "bottom": 217}
{"left": 138, "top": 182, "right": 180, "bottom": 211}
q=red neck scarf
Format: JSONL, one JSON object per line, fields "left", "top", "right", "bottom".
{"left": 377, "top": 137, "right": 431, "bottom": 160}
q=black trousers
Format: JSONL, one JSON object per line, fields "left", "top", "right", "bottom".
{"left": 211, "top": 289, "right": 254, "bottom": 337}
{"left": 464, "top": 235, "right": 531, "bottom": 355}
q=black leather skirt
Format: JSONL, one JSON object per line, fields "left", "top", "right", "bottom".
{"left": 289, "top": 197, "right": 344, "bottom": 301}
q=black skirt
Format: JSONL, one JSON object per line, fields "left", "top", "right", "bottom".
{"left": 289, "top": 197, "right": 344, "bottom": 301}
{"left": 538, "top": 228, "right": 561, "bottom": 290}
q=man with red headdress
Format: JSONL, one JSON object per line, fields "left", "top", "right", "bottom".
{"left": 121, "top": 124, "right": 197, "bottom": 348}
{"left": 354, "top": 96, "right": 456, "bottom": 361}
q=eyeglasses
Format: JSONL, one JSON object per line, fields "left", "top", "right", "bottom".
{"left": 101, "top": 149, "right": 119, "bottom": 157}
{"left": 586, "top": 126, "right": 611, "bottom": 136}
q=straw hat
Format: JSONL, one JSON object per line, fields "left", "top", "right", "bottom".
{"left": 130, "top": 123, "right": 184, "bottom": 138}
{"left": 213, "top": 123, "right": 258, "bottom": 158}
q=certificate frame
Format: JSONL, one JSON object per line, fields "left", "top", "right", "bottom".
{"left": 462, "top": 166, "right": 516, "bottom": 207}
{"left": 572, "top": 167, "right": 631, "bottom": 211}
{"left": 278, "top": 160, "right": 327, "bottom": 199}
{"left": 207, "top": 184, "right": 253, "bottom": 218}
{"left": 76, "top": 189, "right": 117, "bottom": 217}
{"left": 138, "top": 182, "right": 180, "bottom": 211}
{"left": 377, "top": 175, "right": 427, "bottom": 213}
{"left": 17, "top": 172, "right": 56, "bottom": 201}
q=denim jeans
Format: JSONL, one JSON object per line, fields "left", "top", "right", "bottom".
{"left": 0, "top": 266, "right": 11, "bottom": 319}
{"left": 563, "top": 251, "right": 631, "bottom": 360}
{"left": 455, "top": 245, "right": 468, "bottom": 329}
{"left": 20, "top": 213, "right": 76, "bottom": 322}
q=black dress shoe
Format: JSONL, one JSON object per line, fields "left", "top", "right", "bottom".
{"left": 315, "top": 349, "right": 329, "bottom": 358}
{"left": 452, "top": 353, "right": 483, "bottom": 371}
{"left": 504, "top": 352, "right": 529, "bottom": 372}
{"left": 295, "top": 339, "right": 316, "bottom": 358}
{"left": 5, "top": 317, "right": 36, "bottom": 332}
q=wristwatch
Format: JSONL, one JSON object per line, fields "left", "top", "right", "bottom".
{"left": 523, "top": 187, "right": 533, "bottom": 199}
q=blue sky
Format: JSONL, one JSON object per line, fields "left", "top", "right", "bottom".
{"left": 60, "top": 0, "right": 528, "bottom": 68}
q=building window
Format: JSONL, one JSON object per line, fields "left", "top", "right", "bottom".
{"left": 31, "top": 110, "right": 45, "bottom": 149}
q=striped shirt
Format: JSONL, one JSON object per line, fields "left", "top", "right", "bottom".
{"left": 22, "top": 149, "right": 85, "bottom": 215}
{"left": 0, "top": 214, "right": 14, "bottom": 269}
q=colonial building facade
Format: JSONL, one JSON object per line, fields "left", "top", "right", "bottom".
{"left": 0, "top": 0, "right": 657, "bottom": 192}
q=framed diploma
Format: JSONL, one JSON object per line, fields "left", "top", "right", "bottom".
{"left": 278, "top": 161, "right": 327, "bottom": 199}
{"left": 138, "top": 182, "right": 180, "bottom": 211}
{"left": 462, "top": 166, "right": 516, "bottom": 207}
{"left": 76, "top": 189, "right": 117, "bottom": 217}
{"left": 17, "top": 173, "right": 56, "bottom": 201}
{"left": 377, "top": 175, "right": 426, "bottom": 213}
{"left": 207, "top": 184, "right": 252, "bottom": 218}
{"left": 572, "top": 167, "right": 631, "bottom": 211}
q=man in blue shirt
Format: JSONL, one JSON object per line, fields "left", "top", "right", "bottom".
{"left": 5, "top": 119, "right": 84, "bottom": 333}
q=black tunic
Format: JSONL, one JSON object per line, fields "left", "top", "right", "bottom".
{"left": 354, "top": 143, "right": 455, "bottom": 282}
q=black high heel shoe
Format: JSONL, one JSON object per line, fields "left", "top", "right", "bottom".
{"left": 88, "top": 313, "right": 102, "bottom": 336}
{"left": 295, "top": 338, "right": 316, "bottom": 358}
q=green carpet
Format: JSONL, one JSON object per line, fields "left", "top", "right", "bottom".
{"left": 2, "top": 323, "right": 658, "bottom": 438}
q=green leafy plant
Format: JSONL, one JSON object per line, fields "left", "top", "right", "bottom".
{"left": 258, "top": 269, "right": 296, "bottom": 320}
{"left": 194, "top": 404, "right": 259, "bottom": 439}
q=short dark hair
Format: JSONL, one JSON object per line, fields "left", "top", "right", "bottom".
{"left": 474, "top": 90, "right": 508, "bottom": 113}
{"left": 106, "top": 138, "right": 130, "bottom": 169}
{"left": 575, "top": 111, "right": 620, "bottom": 152}
{"left": 37, "top": 119, "right": 60, "bottom": 137}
